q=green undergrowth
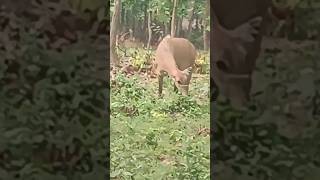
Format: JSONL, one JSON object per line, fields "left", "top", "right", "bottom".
{"left": 110, "top": 73, "right": 210, "bottom": 179}
{"left": 117, "top": 47, "right": 210, "bottom": 74}
{"left": 214, "top": 40, "right": 320, "bottom": 180}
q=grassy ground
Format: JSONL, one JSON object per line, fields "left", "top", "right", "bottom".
{"left": 214, "top": 37, "right": 320, "bottom": 180}
{"left": 110, "top": 49, "right": 210, "bottom": 179}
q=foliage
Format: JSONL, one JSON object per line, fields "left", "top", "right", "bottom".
{"left": 211, "top": 2, "right": 320, "bottom": 178}
{"left": 195, "top": 51, "right": 210, "bottom": 74}
{"left": 214, "top": 37, "right": 320, "bottom": 179}
{"left": 110, "top": 72, "right": 210, "bottom": 179}
{"left": 0, "top": 1, "right": 107, "bottom": 179}
{"left": 111, "top": 0, "right": 209, "bottom": 49}
{"left": 117, "top": 48, "right": 154, "bottom": 69}
{"left": 270, "top": 0, "right": 320, "bottom": 40}
{"left": 117, "top": 46, "right": 209, "bottom": 75}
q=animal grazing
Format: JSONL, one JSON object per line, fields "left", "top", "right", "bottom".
{"left": 211, "top": 0, "right": 271, "bottom": 108}
{"left": 153, "top": 35, "right": 197, "bottom": 96}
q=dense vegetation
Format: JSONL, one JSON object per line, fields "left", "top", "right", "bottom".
{"left": 0, "top": 0, "right": 107, "bottom": 179}
{"left": 214, "top": 0, "right": 320, "bottom": 179}
{"left": 110, "top": 49, "right": 210, "bottom": 179}
{"left": 110, "top": 0, "right": 209, "bottom": 49}
{"left": 1, "top": 0, "right": 320, "bottom": 179}
{"left": 109, "top": 0, "right": 211, "bottom": 178}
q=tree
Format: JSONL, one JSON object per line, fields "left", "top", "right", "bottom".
{"left": 171, "top": 0, "right": 178, "bottom": 37}
{"left": 147, "top": 9, "right": 152, "bottom": 48}
{"left": 114, "top": 0, "right": 209, "bottom": 50}
{"left": 110, "top": 0, "right": 121, "bottom": 66}
{"left": 203, "top": 0, "right": 210, "bottom": 50}
{"left": 187, "top": 0, "right": 195, "bottom": 38}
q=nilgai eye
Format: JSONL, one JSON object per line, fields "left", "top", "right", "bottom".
{"left": 177, "top": 80, "right": 182, "bottom": 84}
{"left": 216, "top": 60, "right": 228, "bottom": 72}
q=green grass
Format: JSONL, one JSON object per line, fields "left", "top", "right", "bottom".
{"left": 110, "top": 72, "right": 210, "bottom": 179}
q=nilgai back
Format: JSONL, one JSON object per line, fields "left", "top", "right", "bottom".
{"left": 153, "top": 35, "right": 196, "bottom": 96}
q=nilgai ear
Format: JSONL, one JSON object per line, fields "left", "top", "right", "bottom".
{"left": 182, "top": 67, "right": 193, "bottom": 75}
{"left": 231, "top": 16, "right": 263, "bottom": 43}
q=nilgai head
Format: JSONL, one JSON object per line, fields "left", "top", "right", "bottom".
{"left": 172, "top": 66, "right": 193, "bottom": 96}
{"left": 212, "top": 12, "right": 263, "bottom": 108}
{"left": 211, "top": 0, "right": 271, "bottom": 109}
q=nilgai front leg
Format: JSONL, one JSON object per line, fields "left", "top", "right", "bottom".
{"left": 173, "top": 83, "right": 178, "bottom": 93}
{"left": 158, "top": 71, "right": 165, "bottom": 97}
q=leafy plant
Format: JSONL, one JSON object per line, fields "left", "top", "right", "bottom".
{"left": 110, "top": 70, "right": 210, "bottom": 179}
{"left": 0, "top": 2, "right": 107, "bottom": 179}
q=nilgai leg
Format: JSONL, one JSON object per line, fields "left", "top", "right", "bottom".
{"left": 173, "top": 83, "right": 178, "bottom": 93}
{"left": 158, "top": 71, "right": 165, "bottom": 96}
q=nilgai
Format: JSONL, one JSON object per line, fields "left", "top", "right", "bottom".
{"left": 153, "top": 35, "right": 197, "bottom": 96}
{"left": 211, "top": 0, "right": 271, "bottom": 108}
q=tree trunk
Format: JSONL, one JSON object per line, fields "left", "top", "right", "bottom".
{"left": 110, "top": 0, "right": 121, "bottom": 66}
{"left": 165, "top": 23, "right": 169, "bottom": 35}
{"left": 147, "top": 10, "right": 152, "bottom": 49}
{"left": 122, "top": 9, "right": 126, "bottom": 32}
{"left": 176, "top": 17, "right": 183, "bottom": 37}
{"left": 139, "top": 19, "right": 144, "bottom": 40}
{"left": 203, "top": 0, "right": 210, "bottom": 50}
{"left": 187, "top": 0, "right": 195, "bottom": 38}
{"left": 170, "top": 0, "right": 178, "bottom": 37}
{"left": 126, "top": 10, "right": 132, "bottom": 32}
{"left": 132, "top": 14, "right": 136, "bottom": 38}
{"left": 195, "top": 15, "right": 200, "bottom": 30}
{"left": 143, "top": 4, "right": 148, "bottom": 42}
